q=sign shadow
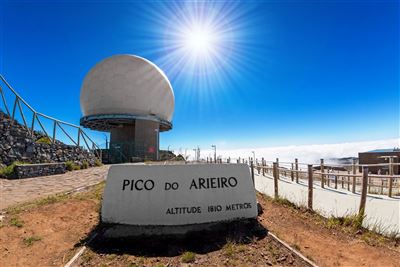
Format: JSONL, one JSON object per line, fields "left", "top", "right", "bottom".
{"left": 82, "top": 219, "right": 267, "bottom": 257}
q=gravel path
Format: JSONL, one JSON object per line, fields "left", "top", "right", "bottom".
{"left": 0, "top": 165, "right": 109, "bottom": 210}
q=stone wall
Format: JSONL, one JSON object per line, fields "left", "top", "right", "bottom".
{"left": 14, "top": 163, "right": 66, "bottom": 179}
{"left": 0, "top": 111, "right": 97, "bottom": 167}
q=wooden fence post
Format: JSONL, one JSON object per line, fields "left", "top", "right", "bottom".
{"left": 335, "top": 174, "right": 338, "bottom": 189}
{"left": 276, "top": 158, "right": 280, "bottom": 178}
{"left": 327, "top": 169, "right": 330, "bottom": 187}
{"left": 291, "top": 163, "right": 294, "bottom": 181}
{"left": 352, "top": 159, "right": 357, "bottom": 193}
{"left": 359, "top": 167, "right": 369, "bottom": 218}
{"left": 262, "top": 157, "right": 265, "bottom": 176}
{"left": 347, "top": 175, "right": 350, "bottom": 191}
{"left": 276, "top": 162, "right": 280, "bottom": 180}
{"left": 368, "top": 175, "right": 371, "bottom": 193}
{"left": 388, "top": 157, "right": 393, "bottom": 197}
{"left": 308, "top": 164, "right": 313, "bottom": 210}
{"left": 295, "top": 158, "right": 299, "bottom": 183}
{"left": 273, "top": 162, "right": 279, "bottom": 199}
{"left": 320, "top": 159, "right": 324, "bottom": 188}
{"left": 250, "top": 160, "right": 255, "bottom": 186}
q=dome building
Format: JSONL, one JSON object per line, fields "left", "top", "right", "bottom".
{"left": 80, "top": 55, "right": 174, "bottom": 163}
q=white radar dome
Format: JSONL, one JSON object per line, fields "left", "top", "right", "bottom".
{"left": 80, "top": 55, "right": 174, "bottom": 122}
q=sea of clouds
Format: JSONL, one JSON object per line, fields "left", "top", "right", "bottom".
{"left": 196, "top": 138, "right": 400, "bottom": 164}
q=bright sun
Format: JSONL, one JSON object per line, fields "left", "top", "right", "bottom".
{"left": 160, "top": 2, "right": 242, "bottom": 76}
{"left": 183, "top": 25, "right": 217, "bottom": 57}
{"left": 184, "top": 27, "right": 215, "bottom": 55}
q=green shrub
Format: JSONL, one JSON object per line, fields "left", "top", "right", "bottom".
{"left": 65, "top": 161, "right": 81, "bottom": 171}
{"left": 65, "top": 161, "right": 74, "bottom": 171}
{"left": 23, "top": 236, "right": 41, "bottom": 246}
{"left": 327, "top": 214, "right": 364, "bottom": 230}
{"left": 82, "top": 160, "right": 89, "bottom": 169}
{"left": 94, "top": 159, "right": 102, "bottom": 167}
{"left": 181, "top": 251, "right": 196, "bottom": 263}
{"left": 73, "top": 164, "right": 81, "bottom": 170}
{"left": 36, "top": 136, "right": 52, "bottom": 144}
{"left": 10, "top": 217, "right": 24, "bottom": 228}
{"left": 0, "top": 161, "right": 25, "bottom": 178}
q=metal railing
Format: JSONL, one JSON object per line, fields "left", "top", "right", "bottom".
{"left": 0, "top": 74, "right": 101, "bottom": 159}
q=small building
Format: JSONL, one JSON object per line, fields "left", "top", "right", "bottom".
{"left": 358, "top": 148, "right": 400, "bottom": 174}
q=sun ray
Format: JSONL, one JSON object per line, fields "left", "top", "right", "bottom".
{"left": 129, "top": 1, "right": 266, "bottom": 105}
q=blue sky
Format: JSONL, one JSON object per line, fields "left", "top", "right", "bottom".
{"left": 1, "top": 0, "right": 398, "bottom": 154}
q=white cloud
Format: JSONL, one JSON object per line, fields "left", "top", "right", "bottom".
{"left": 196, "top": 138, "right": 400, "bottom": 164}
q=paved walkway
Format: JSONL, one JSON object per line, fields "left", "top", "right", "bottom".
{"left": 0, "top": 165, "right": 110, "bottom": 210}
{"left": 255, "top": 173, "right": 400, "bottom": 237}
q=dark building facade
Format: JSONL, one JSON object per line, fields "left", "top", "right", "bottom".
{"left": 358, "top": 149, "right": 400, "bottom": 174}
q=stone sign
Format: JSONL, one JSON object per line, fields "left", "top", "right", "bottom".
{"left": 101, "top": 164, "right": 258, "bottom": 226}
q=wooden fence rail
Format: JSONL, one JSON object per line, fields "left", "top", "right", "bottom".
{"left": 248, "top": 160, "right": 374, "bottom": 226}
{"left": 251, "top": 161, "right": 399, "bottom": 198}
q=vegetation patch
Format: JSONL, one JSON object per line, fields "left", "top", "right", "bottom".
{"left": 82, "top": 160, "right": 89, "bottom": 169}
{"left": 0, "top": 161, "right": 27, "bottom": 178}
{"left": 94, "top": 159, "right": 102, "bottom": 167}
{"left": 181, "top": 251, "right": 196, "bottom": 263}
{"left": 35, "top": 136, "right": 52, "bottom": 144}
{"left": 65, "top": 161, "right": 81, "bottom": 171}
{"left": 327, "top": 214, "right": 364, "bottom": 230}
{"left": 272, "top": 196, "right": 299, "bottom": 210}
{"left": 23, "top": 236, "right": 41, "bottom": 246}
{"left": 222, "top": 240, "right": 236, "bottom": 257}
{"left": 9, "top": 217, "right": 24, "bottom": 228}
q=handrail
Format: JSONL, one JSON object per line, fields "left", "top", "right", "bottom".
{"left": 255, "top": 163, "right": 399, "bottom": 175}
{"left": 249, "top": 159, "right": 400, "bottom": 197}
{"left": 0, "top": 75, "right": 36, "bottom": 112}
{"left": 262, "top": 160, "right": 400, "bottom": 167}
{"left": 0, "top": 74, "right": 101, "bottom": 159}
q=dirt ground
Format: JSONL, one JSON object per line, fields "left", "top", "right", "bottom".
{"left": 0, "top": 186, "right": 102, "bottom": 267}
{"left": 77, "top": 221, "right": 307, "bottom": 267}
{"left": 0, "top": 184, "right": 399, "bottom": 267}
{"left": 0, "top": 185, "right": 307, "bottom": 267}
{"left": 257, "top": 193, "right": 400, "bottom": 267}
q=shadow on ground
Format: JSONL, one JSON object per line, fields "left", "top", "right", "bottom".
{"left": 82, "top": 219, "right": 268, "bottom": 257}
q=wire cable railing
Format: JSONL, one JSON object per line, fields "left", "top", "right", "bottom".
{"left": 0, "top": 74, "right": 101, "bottom": 159}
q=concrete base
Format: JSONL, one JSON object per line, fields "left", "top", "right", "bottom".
{"left": 102, "top": 219, "right": 261, "bottom": 238}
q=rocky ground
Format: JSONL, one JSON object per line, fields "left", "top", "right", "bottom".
{"left": 0, "top": 110, "right": 97, "bottom": 168}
